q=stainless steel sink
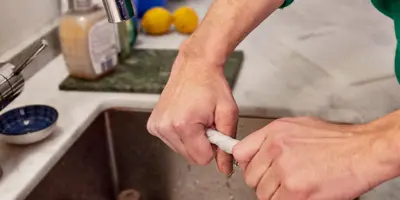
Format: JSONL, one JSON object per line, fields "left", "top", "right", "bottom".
{"left": 25, "top": 110, "right": 269, "bottom": 200}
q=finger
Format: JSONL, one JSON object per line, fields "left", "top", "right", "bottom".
{"left": 256, "top": 164, "right": 280, "bottom": 200}
{"left": 215, "top": 104, "right": 238, "bottom": 175}
{"left": 215, "top": 148, "right": 233, "bottom": 175}
{"left": 147, "top": 120, "right": 177, "bottom": 152}
{"left": 179, "top": 124, "right": 215, "bottom": 165}
{"left": 233, "top": 127, "right": 270, "bottom": 170}
{"left": 158, "top": 134, "right": 178, "bottom": 152}
{"left": 160, "top": 133, "right": 195, "bottom": 163}
{"left": 243, "top": 139, "right": 274, "bottom": 189}
{"left": 147, "top": 120, "right": 177, "bottom": 151}
{"left": 153, "top": 124, "right": 195, "bottom": 163}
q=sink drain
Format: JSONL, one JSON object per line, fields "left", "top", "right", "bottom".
{"left": 118, "top": 189, "right": 141, "bottom": 200}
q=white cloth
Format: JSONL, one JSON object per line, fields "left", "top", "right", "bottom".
{"left": 206, "top": 129, "right": 239, "bottom": 154}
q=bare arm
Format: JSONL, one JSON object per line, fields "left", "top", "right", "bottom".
{"left": 233, "top": 112, "right": 400, "bottom": 199}
{"left": 148, "top": 0, "right": 286, "bottom": 176}
{"left": 182, "top": 0, "right": 285, "bottom": 66}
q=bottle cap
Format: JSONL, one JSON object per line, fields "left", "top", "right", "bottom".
{"left": 69, "top": 0, "right": 94, "bottom": 11}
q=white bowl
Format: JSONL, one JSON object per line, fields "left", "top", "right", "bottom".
{"left": 0, "top": 105, "right": 58, "bottom": 145}
{"left": 0, "top": 123, "right": 56, "bottom": 145}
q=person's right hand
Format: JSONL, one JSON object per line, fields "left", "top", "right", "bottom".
{"left": 147, "top": 50, "right": 239, "bottom": 175}
{"left": 233, "top": 117, "right": 399, "bottom": 200}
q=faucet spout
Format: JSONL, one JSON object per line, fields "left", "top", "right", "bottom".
{"left": 102, "top": 0, "right": 136, "bottom": 23}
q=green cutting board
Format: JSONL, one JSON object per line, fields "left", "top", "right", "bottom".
{"left": 59, "top": 49, "right": 244, "bottom": 94}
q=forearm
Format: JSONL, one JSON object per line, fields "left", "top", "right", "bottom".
{"left": 181, "top": 0, "right": 284, "bottom": 66}
{"left": 363, "top": 111, "right": 400, "bottom": 187}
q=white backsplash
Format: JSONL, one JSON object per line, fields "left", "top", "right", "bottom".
{"left": 0, "top": 0, "right": 60, "bottom": 57}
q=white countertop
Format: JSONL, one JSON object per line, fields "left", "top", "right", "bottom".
{"left": 1, "top": 0, "right": 400, "bottom": 199}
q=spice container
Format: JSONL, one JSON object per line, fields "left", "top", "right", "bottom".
{"left": 59, "top": 0, "right": 120, "bottom": 80}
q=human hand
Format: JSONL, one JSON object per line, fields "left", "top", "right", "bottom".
{"left": 233, "top": 117, "right": 400, "bottom": 200}
{"left": 147, "top": 50, "right": 238, "bottom": 175}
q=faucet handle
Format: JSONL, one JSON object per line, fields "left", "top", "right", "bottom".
{"left": 102, "top": 0, "right": 136, "bottom": 23}
{"left": 13, "top": 40, "right": 48, "bottom": 75}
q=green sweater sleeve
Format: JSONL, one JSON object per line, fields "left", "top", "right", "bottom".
{"left": 280, "top": 0, "right": 294, "bottom": 8}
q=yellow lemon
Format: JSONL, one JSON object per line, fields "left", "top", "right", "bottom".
{"left": 173, "top": 7, "right": 199, "bottom": 34}
{"left": 141, "top": 7, "right": 173, "bottom": 35}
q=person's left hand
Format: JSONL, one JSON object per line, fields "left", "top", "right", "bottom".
{"left": 233, "top": 117, "right": 399, "bottom": 200}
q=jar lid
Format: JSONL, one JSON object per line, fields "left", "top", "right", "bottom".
{"left": 69, "top": 0, "right": 94, "bottom": 11}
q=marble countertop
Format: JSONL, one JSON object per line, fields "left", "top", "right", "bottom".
{"left": 1, "top": 0, "right": 400, "bottom": 199}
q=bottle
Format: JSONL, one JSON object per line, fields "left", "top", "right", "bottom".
{"left": 117, "top": 17, "right": 139, "bottom": 58}
{"left": 59, "top": 0, "right": 120, "bottom": 80}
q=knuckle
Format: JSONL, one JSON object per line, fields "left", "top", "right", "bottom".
{"left": 157, "top": 122, "right": 174, "bottom": 135}
{"left": 146, "top": 119, "right": 157, "bottom": 136}
{"left": 147, "top": 116, "right": 177, "bottom": 137}
{"left": 263, "top": 139, "right": 284, "bottom": 160}
{"left": 173, "top": 120, "right": 191, "bottom": 135}
{"left": 223, "top": 104, "right": 239, "bottom": 117}
{"left": 230, "top": 105, "right": 239, "bottom": 116}
{"left": 282, "top": 176, "right": 295, "bottom": 191}
{"left": 281, "top": 175, "right": 308, "bottom": 195}
{"left": 283, "top": 177, "right": 297, "bottom": 191}
{"left": 268, "top": 137, "right": 284, "bottom": 154}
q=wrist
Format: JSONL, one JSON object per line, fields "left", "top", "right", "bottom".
{"left": 363, "top": 120, "right": 400, "bottom": 186}
{"left": 380, "top": 124, "right": 400, "bottom": 175}
{"left": 177, "top": 39, "right": 226, "bottom": 70}
{"left": 167, "top": 42, "right": 225, "bottom": 81}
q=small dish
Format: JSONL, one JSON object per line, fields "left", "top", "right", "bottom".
{"left": 0, "top": 105, "right": 58, "bottom": 145}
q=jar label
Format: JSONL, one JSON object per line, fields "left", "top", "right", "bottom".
{"left": 88, "top": 19, "right": 119, "bottom": 75}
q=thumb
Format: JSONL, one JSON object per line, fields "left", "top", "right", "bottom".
{"left": 214, "top": 103, "right": 238, "bottom": 175}
{"left": 233, "top": 126, "right": 269, "bottom": 170}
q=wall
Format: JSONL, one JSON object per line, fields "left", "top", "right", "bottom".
{"left": 0, "top": 0, "right": 60, "bottom": 56}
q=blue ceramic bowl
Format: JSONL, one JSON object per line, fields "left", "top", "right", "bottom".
{"left": 0, "top": 105, "right": 58, "bottom": 145}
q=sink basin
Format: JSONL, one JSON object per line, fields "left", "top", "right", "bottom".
{"left": 25, "top": 110, "right": 269, "bottom": 200}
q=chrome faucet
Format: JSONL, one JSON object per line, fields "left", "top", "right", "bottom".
{"left": 101, "top": 0, "right": 137, "bottom": 23}
{"left": 1, "top": 0, "right": 135, "bottom": 110}
{"left": 0, "top": 40, "right": 48, "bottom": 111}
